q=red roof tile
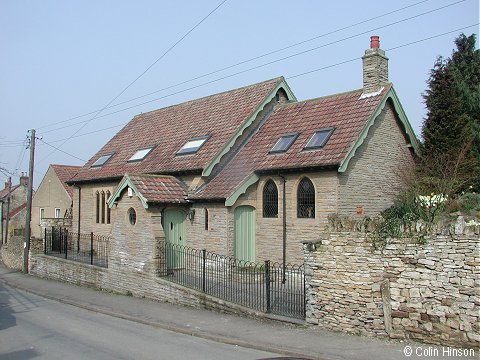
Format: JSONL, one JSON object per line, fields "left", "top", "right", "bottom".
{"left": 7, "top": 203, "right": 26, "bottom": 219}
{"left": 193, "top": 86, "right": 390, "bottom": 200}
{"left": 70, "top": 77, "right": 285, "bottom": 183}
{"left": 129, "top": 174, "right": 187, "bottom": 204}
{"left": 0, "top": 185, "right": 19, "bottom": 200}
{"left": 50, "top": 164, "right": 82, "bottom": 199}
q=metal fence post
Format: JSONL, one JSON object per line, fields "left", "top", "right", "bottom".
{"left": 202, "top": 249, "right": 206, "bottom": 293}
{"left": 265, "top": 260, "right": 271, "bottom": 313}
{"left": 44, "top": 227, "right": 47, "bottom": 254}
{"left": 90, "top": 232, "right": 94, "bottom": 265}
{"left": 64, "top": 229, "right": 68, "bottom": 259}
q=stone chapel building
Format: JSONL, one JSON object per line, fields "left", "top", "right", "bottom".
{"left": 67, "top": 36, "right": 418, "bottom": 265}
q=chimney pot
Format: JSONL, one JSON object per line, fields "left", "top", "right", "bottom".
{"left": 370, "top": 35, "right": 380, "bottom": 49}
{"left": 20, "top": 175, "right": 28, "bottom": 186}
{"left": 362, "top": 35, "right": 389, "bottom": 93}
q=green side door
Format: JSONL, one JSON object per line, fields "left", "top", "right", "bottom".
{"left": 164, "top": 209, "right": 186, "bottom": 269}
{"left": 234, "top": 206, "right": 256, "bottom": 263}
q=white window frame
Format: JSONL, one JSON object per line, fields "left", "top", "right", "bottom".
{"left": 128, "top": 147, "right": 154, "bottom": 162}
{"left": 54, "top": 208, "right": 61, "bottom": 218}
{"left": 304, "top": 128, "right": 335, "bottom": 150}
{"left": 91, "top": 153, "right": 114, "bottom": 167}
{"left": 177, "top": 136, "right": 209, "bottom": 155}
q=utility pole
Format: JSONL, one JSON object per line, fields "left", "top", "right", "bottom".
{"left": 23, "top": 129, "right": 35, "bottom": 273}
{"left": 4, "top": 177, "right": 11, "bottom": 245}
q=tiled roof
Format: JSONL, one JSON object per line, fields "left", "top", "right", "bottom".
{"left": 193, "top": 86, "right": 390, "bottom": 200}
{"left": 70, "top": 77, "right": 285, "bottom": 183}
{"left": 129, "top": 174, "right": 187, "bottom": 204}
{"left": 0, "top": 185, "right": 20, "bottom": 200}
{"left": 50, "top": 164, "right": 81, "bottom": 199}
{"left": 6, "top": 203, "right": 26, "bottom": 219}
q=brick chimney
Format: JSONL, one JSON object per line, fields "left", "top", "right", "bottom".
{"left": 20, "top": 173, "right": 29, "bottom": 186}
{"left": 362, "top": 36, "right": 389, "bottom": 93}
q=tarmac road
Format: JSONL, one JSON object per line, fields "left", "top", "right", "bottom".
{"left": 0, "top": 264, "right": 477, "bottom": 360}
{"left": 0, "top": 284, "right": 279, "bottom": 360}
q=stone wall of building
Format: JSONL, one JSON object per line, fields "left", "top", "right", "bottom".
{"left": 304, "top": 221, "right": 479, "bottom": 348}
{"left": 186, "top": 203, "right": 229, "bottom": 256}
{"left": 31, "top": 166, "right": 74, "bottom": 238}
{"left": 28, "top": 238, "right": 271, "bottom": 320}
{"left": 1, "top": 235, "right": 24, "bottom": 270}
{"left": 234, "top": 171, "right": 339, "bottom": 265}
{"left": 338, "top": 101, "right": 415, "bottom": 217}
{"left": 71, "top": 181, "right": 118, "bottom": 237}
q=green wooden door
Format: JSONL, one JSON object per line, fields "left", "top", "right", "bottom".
{"left": 234, "top": 206, "right": 256, "bottom": 263}
{"left": 164, "top": 209, "right": 186, "bottom": 269}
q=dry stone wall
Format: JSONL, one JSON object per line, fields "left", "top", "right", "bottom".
{"left": 0, "top": 235, "right": 24, "bottom": 270}
{"left": 304, "top": 219, "right": 479, "bottom": 348}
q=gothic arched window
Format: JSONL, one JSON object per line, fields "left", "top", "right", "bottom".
{"left": 263, "top": 179, "right": 278, "bottom": 218}
{"left": 297, "top": 178, "right": 315, "bottom": 218}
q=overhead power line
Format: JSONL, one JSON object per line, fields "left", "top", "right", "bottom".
{"left": 36, "top": 0, "right": 433, "bottom": 132}
{"left": 287, "top": 23, "right": 479, "bottom": 80}
{"left": 38, "top": 0, "right": 229, "bottom": 164}
{"left": 42, "top": 23, "right": 479, "bottom": 146}
{"left": 36, "top": 0, "right": 470, "bottom": 142}
{"left": 37, "top": 138, "right": 87, "bottom": 162}
{"left": 37, "top": 0, "right": 466, "bottom": 138}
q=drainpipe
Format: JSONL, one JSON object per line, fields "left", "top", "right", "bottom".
{"left": 279, "top": 174, "right": 287, "bottom": 284}
{"left": 75, "top": 185, "right": 81, "bottom": 238}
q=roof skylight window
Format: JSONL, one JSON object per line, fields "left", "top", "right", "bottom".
{"left": 128, "top": 147, "right": 154, "bottom": 162}
{"left": 91, "top": 153, "right": 113, "bottom": 168}
{"left": 269, "top": 133, "right": 298, "bottom": 154}
{"left": 177, "top": 136, "right": 209, "bottom": 155}
{"left": 304, "top": 128, "right": 334, "bottom": 150}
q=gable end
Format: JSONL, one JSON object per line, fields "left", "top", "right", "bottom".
{"left": 338, "top": 87, "right": 419, "bottom": 173}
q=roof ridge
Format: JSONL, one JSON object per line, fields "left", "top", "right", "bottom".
{"left": 128, "top": 173, "right": 176, "bottom": 179}
{"left": 130, "top": 76, "right": 285, "bottom": 119}
{"left": 274, "top": 84, "right": 392, "bottom": 108}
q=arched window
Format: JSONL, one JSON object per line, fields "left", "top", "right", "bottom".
{"left": 128, "top": 207, "right": 136, "bottom": 225}
{"left": 106, "top": 191, "right": 111, "bottom": 224}
{"left": 297, "top": 178, "right": 315, "bottom": 218}
{"left": 101, "top": 191, "right": 106, "bottom": 224}
{"left": 95, "top": 191, "right": 100, "bottom": 223}
{"left": 263, "top": 179, "right": 278, "bottom": 218}
{"left": 204, "top": 208, "right": 209, "bottom": 230}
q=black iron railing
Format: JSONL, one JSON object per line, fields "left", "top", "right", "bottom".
{"left": 44, "top": 227, "right": 109, "bottom": 268}
{"left": 158, "top": 243, "right": 305, "bottom": 319}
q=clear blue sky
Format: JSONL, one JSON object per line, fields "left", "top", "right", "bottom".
{"left": 1, "top": 0, "right": 478, "bottom": 187}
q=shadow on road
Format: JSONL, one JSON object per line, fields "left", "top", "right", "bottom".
{"left": 0, "top": 348, "right": 40, "bottom": 360}
{"left": 0, "top": 284, "right": 17, "bottom": 331}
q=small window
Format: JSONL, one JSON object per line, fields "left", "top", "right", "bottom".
{"left": 263, "top": 180, "right": 278, "bottom": 218}
{"left": 54, "top": 208, "right": 61, "bottom": 218}
{"left": 40, "top": 208, "right": 45, "bottom": 220}
{"left": 128, "top": 147, "right": 154, "bottom": 162}
{"left": 177, "top": 136, "right": 209, "bottom": 155}
{"left": 101, "top": 191, "right": 106, "bottom": 224}
{"left": 128, "top": 208, "right": 136, "bottom": 225}
{"left": 106, "top": 191, "right": 111, "bottom": 224}
{"left": 304, "top": 128, "right": 334, "bottom": 150}
{"left": 204, "top": 208, "right": 209, "bottom": 230}
{"left": 297, "top": 178, "right": 315, "bottom": 218}
{"left": 95, "top": 191, "right": 100, "bottom": 223}
{"left": 91, "top": 153, "right": 113, "bottom": 167}
{"left": 269, "top": 134, "right": 298, "bottom": 154}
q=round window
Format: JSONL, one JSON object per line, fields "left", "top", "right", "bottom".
{"left": 128, "top": 207, "right": 136, "bottom": 225}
